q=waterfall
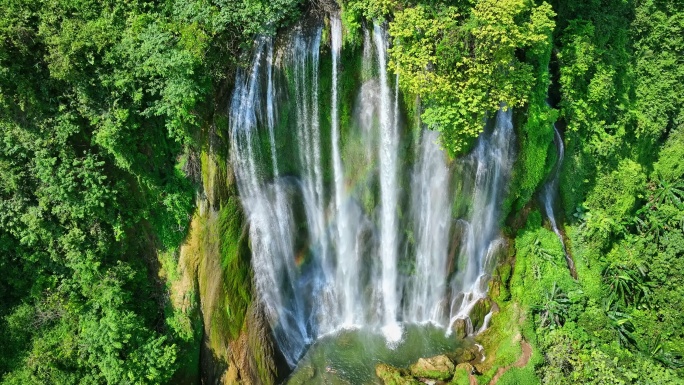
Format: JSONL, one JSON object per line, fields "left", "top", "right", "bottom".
{"left": 329, "top": 15, "right": 362, "bottom": 328}
{"left": 541, "top": 123, "right": 576, "bottom": 278}
{"left": 228, "top": 21, "right": 516, "bottom": 367}
{"left": 373, "top": 24, "right": 402, "bottom": 343}
{"left": 291, "top": 27, "right": 330, "bottom": 281}
{"left": 230, "top": 38, "right": 310, "bottom": 366}
{"left": 405, "top": 130, "right": 452, "bottom": 324}
{"left": 448, "top": 108, "right": 515, "bottom": 330}
{"left": 362, "top": 27, "right": 373, "bottom": 77}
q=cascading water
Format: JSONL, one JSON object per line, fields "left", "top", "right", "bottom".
{"left": 448, "top": 108, "right": 516, "bottom": 331}
{"left": 329, "top": 15, "right": 362, "bottom": 328}
{"left": 229, "top": 20, "right": 516, "bottom": 368}
{"left": 541, "top": 122, "right": 576, "bottom": 278}
{"left": 404, "top": 130, "right": 452, "bottom": 324}
{"left": 230, "top": 38, "right": 310, "bottom": 366}
{"left": 291, "top": 26, "right": 330, "bottom": 282}
{"left": 373, "top": 23, "right": 402, "bottom": 343}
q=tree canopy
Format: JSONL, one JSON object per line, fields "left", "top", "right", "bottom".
{"left": 0, "top": 0, "right": 301, "bottom": 383}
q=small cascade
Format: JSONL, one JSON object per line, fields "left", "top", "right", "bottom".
{"left": 541, "top": 123, "right": 577, "bottom": 279}
{"left": 477, "top": 312, "right": 493, "bottom": 334}
{"left": 448, "top": 109, "right": 515, "bottom": 331}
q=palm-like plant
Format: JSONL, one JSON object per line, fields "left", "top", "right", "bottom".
{"left": 646, "top": 335, "right": 684, "bottom": 369}
{"left": 652, "top": 177, "right": 684, "bottom": 209}
{"left": 634, "top": 214, "right": 665, "bottom": 240}
{"left": 602, "top": 263, "right": 650, "bottom": 307}
{"left": 655, "top": 352, "right": 684, "bottom": 370}
{"left": 604, "top": 299, "right": 636, "bottom": 347}
{"left": 638, "top": 176, "right": 684, "bottom": 238}
{"left": 533, "top": 282, "right": 570, "bottom": 329}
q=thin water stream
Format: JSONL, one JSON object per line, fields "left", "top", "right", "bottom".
{"left": 540, "top": 122, "right": 577, "bottom": 279}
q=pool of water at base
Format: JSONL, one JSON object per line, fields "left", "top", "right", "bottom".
{"left": 285, "top": 323, "right": 468, "bottom": 384}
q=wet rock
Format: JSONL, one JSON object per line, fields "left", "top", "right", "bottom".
{"left": 451, "top": 318, "right": 469, "bottom": 339}
{"left": 409, "top": 355, "right": 455, "bottom": 381}
{"left": 448, "top": 347, "right": 477, "bottom": 364}
{"left": 376, "top": 363, "right": 421, "bottom": 385}
{"left": 469, "top": 298, "right": 492, "bottom": 331}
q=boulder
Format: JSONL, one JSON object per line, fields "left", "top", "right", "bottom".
{"left": 451, "top": 318, "right": 469, "bottom": 339}
{"left": 448, "top": 347, "right": 476, "bottom": 364}
{"left": 409, "top": 355, "right": 455, "bottom": 381}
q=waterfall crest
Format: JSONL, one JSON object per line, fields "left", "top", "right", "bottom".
{"left": 229, "top": 22, "right": 516, "bottom": 367}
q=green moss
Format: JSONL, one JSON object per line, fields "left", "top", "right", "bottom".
{"left": 375, "top": 363, "right": 421, "bottom": 385}
{"left": 470, "top": 299, "right": 492, "bottom": 331}
{"left": 509, "top": 209, "right": 578, "bottom": 312}
{"left": 247, "top": 314, "right": 280, "bottom": 385}
{"left": 493, "top": 262, "right": 512, "bottom": 302}
{"left": 450, "top": 367, "right": 471, "bottom": 385}
{"left": 218, "top": 197, "right": 252, "bottom": 340}
{"left": 474, "top": 304, "right": 522, "bottom": 384}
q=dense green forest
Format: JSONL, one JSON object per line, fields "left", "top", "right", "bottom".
{"left": 0, "top": 0, "right": 301, "bottom": 383}
{"left": 1, "top": 0, "right": 682, "bottom": 384}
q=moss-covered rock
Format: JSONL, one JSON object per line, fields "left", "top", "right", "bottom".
{"left": 451, "top": 318, "right": 469, "bottom": 339}
{"left": 469, "top": 297, "right": 493, "bottom": 331}
{"left": 448, "top": 347, "right": 477, "bottom": 364}
{"left": 409, "top": 355, "right": 455, "bottom": 381}
{"left": 375, "top": 363, "right": 421, "bottom": 385}
{"left": 450, "top": 363, "right": 473, "bottom": 385}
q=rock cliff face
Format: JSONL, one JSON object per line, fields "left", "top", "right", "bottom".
{"left": 223, "top": 301, "right": 289, "bottom": 385}
{"left": 174, "top": 107, "right": 288, "bottom": 384}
